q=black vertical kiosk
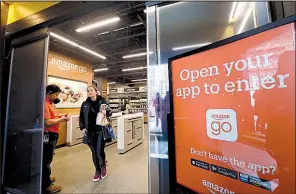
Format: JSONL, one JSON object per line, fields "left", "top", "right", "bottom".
{"left": 167, "top": 16, "right": 296, "bottom": 194}
{"left": 2, "top": 29, "right": 49, "bottom": 194}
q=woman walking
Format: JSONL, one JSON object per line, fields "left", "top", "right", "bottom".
{"left": 79, "top": 86, "right": 112, "bottom": 182}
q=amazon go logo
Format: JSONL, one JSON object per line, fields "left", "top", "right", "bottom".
{"left": 206, "top": 109, "right": 238, "bottom": 142}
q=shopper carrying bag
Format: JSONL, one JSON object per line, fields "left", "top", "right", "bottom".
{"left": 79, "top": 86, "right": 112, "bottom": 182}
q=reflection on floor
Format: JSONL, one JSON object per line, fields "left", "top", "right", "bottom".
{"left": 52, "top": 129, "right": 148, "bottom": 193}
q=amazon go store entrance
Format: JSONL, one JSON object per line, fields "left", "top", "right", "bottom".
{"left": 1, "top": 1, "right": 295, "bottom": 194}
{"left": 2, "top": 2, "right": 149, "bottom": 194}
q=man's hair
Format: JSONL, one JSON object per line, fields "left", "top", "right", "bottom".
{"left": 46, "top": 84, "right": 62, "bottom": 94}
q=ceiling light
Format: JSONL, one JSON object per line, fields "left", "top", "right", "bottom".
{"left": 172, "top": 43, "right": 211, "bottom": 51}
{"left": 79, "top": 46, "right": 106, "bottom": 59}
{"left": 114, "top": 27, "right": 126, "bottom": 32}
{"left": 75, "top": 17, "right": 120, "bottom": 33}
{"left": 237, "top": 4, "right": 253, "bottom": 34}
{"left": 130, "top": 22, "right": 143, "bottom": 27}
{"left": 229, "top": 2, "right": 238, "bottom": 23}
{"left": 122, "top": 52, "right": 153, "bottom": 59}
{"left": 107, "top": 82, "right": 116, "bottom": 84}
{"left": 132, "top": 79, "right": 147, "bottom": 82}
{"left": 50, "top": 32, "right": 106, "bottom": 59}
{"left": 51, "top": 32, "right": 79, "bottom": 47}
{"left": 94, "top": 68, "right": 108, "bottom": 72}
{"left": 98, "top": 31, "right": 110, "bottom": 35}
{"left": 122, "top": 67, "right": 147, "bottom": 72}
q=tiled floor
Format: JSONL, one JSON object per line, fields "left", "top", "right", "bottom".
{"left": 51, "top": 129, "right": 148, "bottom": 193}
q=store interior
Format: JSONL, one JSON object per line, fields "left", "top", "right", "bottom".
{"left": 46, "top": 2, "right": 149, "bottom": 193}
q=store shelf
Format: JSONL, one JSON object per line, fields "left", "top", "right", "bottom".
{"left": 110, "top": 91, "right": 147, "bottom": 94}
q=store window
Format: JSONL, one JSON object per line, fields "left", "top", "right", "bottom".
{"left": 147, "top": 2, "right": 271, "bottom": 193}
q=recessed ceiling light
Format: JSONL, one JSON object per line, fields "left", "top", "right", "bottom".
{"left": 94, "top": 68, "right": 108, "bottom": 72}
{"left": 130, "top": 22, "right": 143, "bottom": 27}
{"left": 75, "top": 17, "right": 120, "bottom": 33}
{"left": 132, "top": 79, "right": 147, "bottom": 82}
{"left": 50, "top": 32, "right": 106, "bottom": 59}
{"left": 122, "top": 67, "right": 147, "bottom": 72}
{"left": 79, "top": 46, "right": 106, "bottom": 59}
{"left": 114, "top": 27, "right": 126, "bottom": 32}
{"left": 98, "top": 31, "right": 110, "bottom": 35}
{"left": 51, "top": 32, "right": 79, "bottom": 47}
{"left": 122, "top": 52, "right": 153, "bottom": 59}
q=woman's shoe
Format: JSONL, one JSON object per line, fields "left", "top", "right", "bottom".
{"left": 101, "top": 166, "right": 108, "bottom": 179}
{"left": 44, "top": 184, "right": 62, "bottom": 193}
{"left": 93, "top": 171, "right": 101, "bottom": 182}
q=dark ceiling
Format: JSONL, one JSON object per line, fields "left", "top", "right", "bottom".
{"left": 50, "top": 1, "right": 147, "bottom": 83}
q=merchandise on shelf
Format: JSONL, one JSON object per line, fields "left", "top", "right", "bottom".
{"left": 128, "top": 99, "right": 147, "bottom": 114}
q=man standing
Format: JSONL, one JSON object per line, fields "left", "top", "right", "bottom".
{"left": 43, "top": 84, "right": 69, "bottom": 193}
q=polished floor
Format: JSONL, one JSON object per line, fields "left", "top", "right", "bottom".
{"left": 51, "top": 129, "right": 148, "bottom": 193}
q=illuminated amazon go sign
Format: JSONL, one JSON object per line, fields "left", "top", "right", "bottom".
{"left": 51, "top": 58, "right": 87, "bottom": 73}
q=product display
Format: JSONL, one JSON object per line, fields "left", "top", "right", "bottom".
{"left": 108, "top": 89, "right": 148, "bottom": 115}
{"left": 128, "top": 99, "right": 147, "bottom": 114}
{"left": 109, "top": 97, "right": 128, "bottom": 113}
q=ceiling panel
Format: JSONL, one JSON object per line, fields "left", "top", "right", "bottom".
{"left": 51, "top": 1, "right": 147, "bottom": 83}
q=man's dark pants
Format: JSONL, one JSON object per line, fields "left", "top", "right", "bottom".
{"left": 42, "top": 132, "right": 59, "bottom": 191}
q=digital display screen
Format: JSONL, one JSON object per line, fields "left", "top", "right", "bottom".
{"left": 170, "top": 23, "right": 295, "bottom": 194}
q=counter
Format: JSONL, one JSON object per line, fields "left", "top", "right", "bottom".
{"left": 66, "top": 115, "right": 84, "bottom": 146}
{"left": 117, "top": 113, "right": 144, "bottom": 153}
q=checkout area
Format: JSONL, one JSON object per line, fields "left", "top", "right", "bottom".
{"left": 66, "top": 112, "right": 145, "bottom": 154}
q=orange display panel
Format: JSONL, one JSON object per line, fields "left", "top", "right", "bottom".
{"left": 169, "top": 20, "right": 295, "bottom": 194}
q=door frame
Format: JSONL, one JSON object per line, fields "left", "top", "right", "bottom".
{"left": 2, "top": 28, "right": 50, "bottom": 194}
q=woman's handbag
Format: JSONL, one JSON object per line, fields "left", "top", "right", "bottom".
{"left": 102, "top": 126, "right": 112, "bottom": 143}
{"left": 108, "top": 126, "right": 116, "bottom": 139}
{"left": 96, "top": 112, "right": 109, "bottom": 126}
